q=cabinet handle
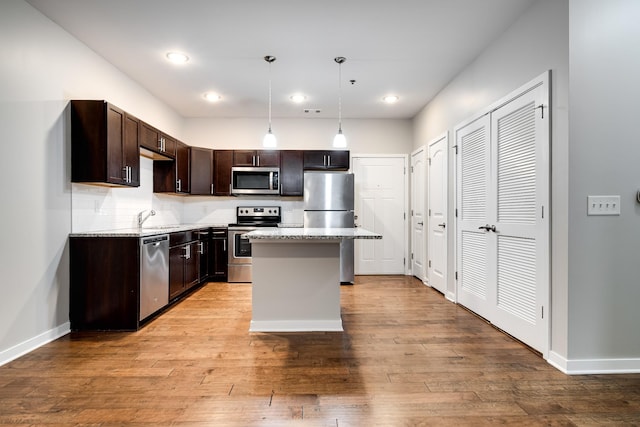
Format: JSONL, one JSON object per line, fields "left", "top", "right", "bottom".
{"left": 182, "top": 245, "right": 190, "bottom": 259}
{"left": 176, "top": 179, "right": 182, "bottom": 192}
{"left": 256, "top": 155, "right": 260, "bottom": 166}
{"left": 158, "top": 137, "right": 163, "bottom": 152}
{"left": 223, "top": 240, "right": 227, "bottom": 251}
{"left": 327, "top": 155, "right": 331, "bottom": 167}
{"left": 323, "top": 155, "right": 327, "bottom": 167}
{"left": 211, "top": 183, "right": 214, "bottom": 195}
{"left": 198, "top": 242, "right": 204, "bottom": 255}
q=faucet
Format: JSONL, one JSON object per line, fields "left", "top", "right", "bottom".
{"left": 137, "top": 209, "right": 156, "bottom": 228}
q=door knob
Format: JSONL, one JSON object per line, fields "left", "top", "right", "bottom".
{"left": 417, "top": 221, "right": 424, "bottom": 226}
{"left": 438, "top": 223, "right": 446, "bottom": 228}
{"left": 478, "top": 224, "right": 496, "bottom": 232}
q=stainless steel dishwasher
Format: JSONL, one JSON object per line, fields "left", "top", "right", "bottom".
{"left": 140, "top": 234, "right": 169, "bottom": 321}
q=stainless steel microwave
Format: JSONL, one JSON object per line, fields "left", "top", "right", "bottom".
{"left": 231, "top": 167, "right": 280, "bottom": 195}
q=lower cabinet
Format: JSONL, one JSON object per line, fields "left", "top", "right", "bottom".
{"left": 210, "top": 228, "right": 228, "bottom": 281}
{"left": 70, "top": 236, "right": 143, "bottom": 331}
{"left": 169, "top": 232, "right": 200, "bottom": 301}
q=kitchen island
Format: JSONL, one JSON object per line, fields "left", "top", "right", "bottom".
{"left": 245, "top": 227, "right": 381, "bottom": 332}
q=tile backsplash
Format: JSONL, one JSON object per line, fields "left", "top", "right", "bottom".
{"left": 71, "top": 156, "right": 303, "bottom": 232}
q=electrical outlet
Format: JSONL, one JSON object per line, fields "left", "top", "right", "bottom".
{"left": 587, "top": 195, "right": 620, "bottom": 216}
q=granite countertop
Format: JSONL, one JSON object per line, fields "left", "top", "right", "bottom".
{"left": 69, "top": 223, "right": 229, "bottom": 238}
{"left": 245, "top": 227, "right": 382, "bottom": 240}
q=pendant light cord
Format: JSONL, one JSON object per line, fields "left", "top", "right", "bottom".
{"left": 268, "top": 59, "right": 273, "bottom": 132}
{"left": 335, "top": 57, "right": 346, "bottom": 133}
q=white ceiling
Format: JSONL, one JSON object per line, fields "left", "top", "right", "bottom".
{"left": 26, "top": 0, "right": 536, "bottom": 120}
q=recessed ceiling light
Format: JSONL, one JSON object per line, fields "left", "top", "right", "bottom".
{"left": 166, "top": 51, "right": 189, "bottom": 64}
{"left": 382, "top": 95, "right": 399, "bottom": 104}
{"left": 204, "top": 92, "right": 222, "bottom": 102}
{"left": 290, "top": 94, "right": 307, "bottom": 103}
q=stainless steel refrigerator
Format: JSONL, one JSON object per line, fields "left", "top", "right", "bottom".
{"left": 303, "top": 171, "right": 355, "bottom": 284}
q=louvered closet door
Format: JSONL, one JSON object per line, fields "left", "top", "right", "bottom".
{"left": 489, "top": 83, "right": 548, "bottom": 352}
{"left": 456, "top": 115, "right": 494, "bottom": 320}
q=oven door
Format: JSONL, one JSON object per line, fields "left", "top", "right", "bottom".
{"left": 228, "top": 227, "right": 255, "bottom": 282}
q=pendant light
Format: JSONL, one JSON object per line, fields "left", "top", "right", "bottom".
{"left": 333, "top": 56, "right": 347, "bottom": 148}
{"left": 263, "top": 55, "right": 277, "bottom": 148}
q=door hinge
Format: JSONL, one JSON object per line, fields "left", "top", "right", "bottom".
{"left": 404, "top": 167, "right": 406, "bottom": 175}
{"left": 541, "top": 205, "right": 544, "bottom": 219}
{"left": 428, "top": 158, "right": 431, "bottom": 165}
{"left": 537, "top": 104, "right": 545, "bottom": 119}
{"left": 403, "top": 257, "right": 406, "bottom": 266}
{"left": 404, "top": 212, "right": 406, "bottom": 220}
{"left": 411, "top": 209, "right": 414, "bottom": 216}
{"left": 541, "top": 306, "right": 544, "bottom": 319}
{"left": 428, "top": 209, "right": 431, "bottom": 217}
{"left": 411, "top": 253, "right": 414, "bottom": 260}
{"left": 411, "top": 166, "right": 414, "bottom": 173}
{"left": 455, "top": 271, "right": 458, "bottom": 280}
{"left": 453, "top": 145, "right": 458, "bottom": 154}
{"left": 455, "top": 208, "right": 458, "bottom": 217}
{"left": 428, "top": 260, "right": 431, "bottom": 268}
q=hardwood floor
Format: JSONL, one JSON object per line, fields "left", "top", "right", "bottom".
{"left": 1, "top": 276, "right": 639, "bottom": 426}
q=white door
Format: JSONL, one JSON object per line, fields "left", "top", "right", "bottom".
{"left": 428, "top": 134, "right": 448, "bottom": 295}
{"left": 455, "top": 72, "right": 549, "bottom": 354}
{"left": 410, "top": 147, "right": 426, "bottom": 282}
{"left": 353, "top": 156, "right": 407, "bottom": 275}
{"left": 489, "top": 82, "right": 549, "bottom": 352}
{"left": 456, "top": 115, "right": 493, "bottom": 320}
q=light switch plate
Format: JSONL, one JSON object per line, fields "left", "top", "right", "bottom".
{"left": 587, "top": 195, "right": 620, "bottom": 215}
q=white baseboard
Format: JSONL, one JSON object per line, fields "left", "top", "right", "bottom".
{"left": 548, "top": 350, "right": 640, "bottom": 374}
{"left": 249, "top": 319, "right": 343, "bottom": 332}
{"left": 0, "top": 322, "right": 70, "bottom": 367}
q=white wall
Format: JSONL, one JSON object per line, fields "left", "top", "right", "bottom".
{"left": 568, "top": 0, "right": 640, "bottom": 363}
{"left": 412, "top": 0, "right": 570, "bottom": 359}
{"left": 184, "top": 117, "right": 413, "bottom": 153}
{"left": 0, "top": 0, "right": 185, "bottom": 363}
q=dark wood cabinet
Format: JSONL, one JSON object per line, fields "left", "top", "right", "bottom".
{"left": 303, "top": 150, "right": 350, "bottom": 170}
{"left": 233, "top": 150, "right": 280, "bottom": 167}
{"left": 71, "top": 100, "right": 140, "bottom": 187}
{"left": 213, "top": 150, "right": 233, "bottom": 196}
{"left": 209, "top": 228, "right": 228, "bottom": 281}
{"left": 140, "top": 121, "right": 176, "bottom": 159}
{"left": 280, "top": 150, "right": 304, "bottom": 196}
{"left": 190, "top": 147, "right": 214, "bottom": 195}
{"left": 70, "top": 237, "right": 141, "bottom": 330}
{"left": 153, "top": 141, "right": 190, "bottom": 194}
{"left": 169, "top": 232, "right": 200, "bottom": 301}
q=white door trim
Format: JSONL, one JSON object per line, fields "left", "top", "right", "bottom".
{"left": 351, "top": 153, "right": 410, "bottom": 275}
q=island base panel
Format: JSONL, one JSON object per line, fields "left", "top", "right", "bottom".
{"left": 250, "top": 240, "right": 342, "bottom": 332}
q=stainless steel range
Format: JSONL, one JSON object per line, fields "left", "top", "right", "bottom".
{"left": 227, "top": 206, "right": 281, "bottom": 283}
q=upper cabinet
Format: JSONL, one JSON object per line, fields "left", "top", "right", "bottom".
{"left": 233, "top": 150, "right": 280, "bottom": 167}
{"left": 213, "top": 150, "right": 233, "bottom": 196}
{"left": 280, "top": 150, "right": 304, "bottom": 196}
{"left": 140, "top": 121, "right": 176, "bottom": 159}
{"left": 189, "top": 147, "right": 214, "bottom": 196}
{"left": 153, "top": 141, "right": 190, "bottom": 194}
{"left": 303, "top": 150, "right": 350, "bottom": 171}
{"left": 71, "top": 100, "right": 140, "bottom": 187}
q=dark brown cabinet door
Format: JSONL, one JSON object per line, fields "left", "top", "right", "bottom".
{"left": 169, "top": 245, "right": 185, "bottom": 300}
{"left": 233, "top": 150, "right": 280, "bottom": 167}
{"left": 140, "top": 121, "right": 176, "bottom": 159}
{"left": 280, "top": 150, "right": 304, "bottom": 196}
{"left": 190, "top": 147, "right": 214, "bottom": 195}
{"left": 71, "top": 100, "right": 139, "bottom": 187}
{"left": 213, "top": 150, "right": 233, "bottom": 196}
{"left": 303, "top": 150, "right": 350, "bottom": 170}
{"left": 184, "top": 241, "right": 200, "bottom": 289}
{"left": 175, "top": 141, "right": 190, "bottom": 194}
{"left": 210, "top": 228, "right": 228, "bottom": 281}
{"left": 123, "top": 113, "right": 140, "bottom": 186}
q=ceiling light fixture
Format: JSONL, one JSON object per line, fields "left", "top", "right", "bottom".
{"left": 166, "top": 51, "right": 189, "bottom": 64}
{"left": 263, "top": 55, "right": 277, "bottom": 148}
{"left": 382, "top": 95, "right": 399, "bottom": 104}
{"left": 204, "top": 92, "right": 222, "bottom": 102}
{"left": 333, "top": 56, "right": 347, "bottom": 148}
{"left": 290, "top": 94, "right": 307, "bottom": 103}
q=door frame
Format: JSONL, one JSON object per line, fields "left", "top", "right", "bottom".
{"left": 410, "top": 146, "right": 427, "bottom": 283}
{"left": 351, "top": 153, "right": 410, "bottom": 275}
